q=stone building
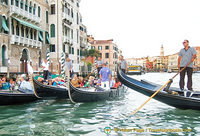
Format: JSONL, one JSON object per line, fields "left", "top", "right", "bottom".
{"left": 0, "top": 0, "right": 49, "bottom": 74}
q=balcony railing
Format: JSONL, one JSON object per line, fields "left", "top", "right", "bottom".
{"left": 10, "top": 35, "right": 42, "bottom": 48}
{"left": 62, "top": 12, "right": 73, "bottom": 25}
{"left": 10, "top": 5, "right": 41, "bottom": 23}
{"left": 64, "top": 36, "right": 73, "bottom": 45}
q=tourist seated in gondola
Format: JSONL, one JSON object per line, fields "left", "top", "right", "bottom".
{"left": 19, "top": 74, "right": 33, "bottom": 93}
{"left": 78, "top": 76, "right": 84, "bottom": 87}
{"left": 52, "top": 77, "right": 64, "bottom": 86}
{"left": 9, "top": 78, "right": 16, "bottom": 91}
{"left": 0, "top": 77, "right": 11, "bottom": 90}
{"left": 84, "top": 76, "right": 95, "bottom": 88}
{"left": 71, "top": 74, "right": 80, "bottom": 88}
{"left": 111, "top": 78, "right": 121, "bottom": 89}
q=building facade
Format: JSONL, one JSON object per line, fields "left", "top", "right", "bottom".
{"left": 91, "top": 39, "right": 120, "bottom": 71}
{"left": 0, "top": 0, "right": 88, "bottom": 74}
{"left": 0, "top": 0, "right": 49, "bottom": 74}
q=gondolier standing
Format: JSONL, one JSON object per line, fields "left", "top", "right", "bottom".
{"left": 178, "top": 40, "right": 197, "bottom": 91}
{"left": 120, "top": 56, "right": 128, "bottom": 74}
{"left": 96, "top": 57, "right": 104, "bottom": 78}
{"left": 65, "top": 57, "right": 73, "bottom": 77}
{"left": 99, "top": 63, "right": 112, "bottom": 90}
{"left": 41, "top": 59, "right": 49, "bottom": 80}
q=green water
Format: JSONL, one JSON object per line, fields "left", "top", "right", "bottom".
{"left": 0, "top": 73, "right": 200, "bottom": 136}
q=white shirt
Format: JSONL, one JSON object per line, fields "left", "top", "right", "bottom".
{"left": 42, "top": 61, "right": 49, "bottom": 70}
{"left": 19, "top": 81, "right": 33, "bottom": 91}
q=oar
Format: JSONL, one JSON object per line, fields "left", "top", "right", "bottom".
{"left": 128, "top": 61, "right": 193, "bottom": 116}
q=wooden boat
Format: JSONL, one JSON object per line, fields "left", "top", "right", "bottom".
{"left": 69, "top": 82, "right": 126, "bottom": 102}
{"left": 127, "top": 65, "right": 145, "bottom": 75}
{"left": 117, "top": 68, "right": 200, "bottom": 110}
{"left": 0, "top": 90, "right": 38, "bottom": 105}
{"left": 33, "top": 78, "right": 69, "bottom": 98}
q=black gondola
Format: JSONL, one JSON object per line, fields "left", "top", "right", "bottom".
{"left": 0, "top": 90, "right": 38, "bottom": 105}
{"left": 33, "top": 78, "right": 69, "bottom": 99}
{"left": 69, "top": 82, "right": 126, "bottom": 102}
{"left": 117, "top": 68, "right": 200, "bottom": 110}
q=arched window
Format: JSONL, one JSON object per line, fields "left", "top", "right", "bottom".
{"left": 2, "top": 45, "right": 6, "bottom": 66}
{"left": 29, "top": 1, "right": 32, "bottom": 13}
{"left": 38, "top": 6, "right": 41, "bottom": 17}
{"left": 50, "top": 24, "right": 55, "bottom": 37}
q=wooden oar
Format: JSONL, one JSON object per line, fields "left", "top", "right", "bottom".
{"left": 128, "top": 61, "right": 193, "bottom": 116}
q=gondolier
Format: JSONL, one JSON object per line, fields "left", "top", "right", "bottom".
{"left": 96, "top": 57, "right": 104, "bottom": 78}
{"left": 178, "top": 40, "right": 197, "bottom": 91}
{"left": 41, "top": 59, "right": 49, "bottom": 80}
{"left": 120, "top": 56, "right": 128, "bottom": 74}
{"left": 99, "top": 63, "right": 112, "bottom": 90}
{"left": 65, "top": 57, "right": 73, "bottom": 77}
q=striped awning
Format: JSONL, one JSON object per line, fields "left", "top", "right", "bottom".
{"left": 12, "top": 17, "right": 44, "bottom": 32}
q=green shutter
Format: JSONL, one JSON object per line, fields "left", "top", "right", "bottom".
{"left": 69, "top": 46, "right": 71, "bottom": 54}
{"left": 2, "top": 46, "right": 5, "bottom": 66}
{"left": 50, "top": 24, "right": 55, "bottom": 37}
{"left": 38, "top": 31, "right": 43, "bottom": 42}
{"left": 72, "top": 47, "right": 74, "bottom": 54}
{"left": 46, "top": 32, "right": 50, "bottom": 44}
{"left": 46, "top": 11, "right": 48, "bottom": 24}
{"left": 2, "top": 17, "right": 9, "bottom": 32}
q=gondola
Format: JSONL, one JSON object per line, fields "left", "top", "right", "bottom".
{"left": 0, "top": 90, "right": 38, "bottom": 105}
{"left": 33, "top": 78, "right": 69, "bottom": 99}
{"left": 69, "top": 82, "right": 126, "bottom": 102}
{"left": 117, "top": 67, "right": 200, "bottom": 110}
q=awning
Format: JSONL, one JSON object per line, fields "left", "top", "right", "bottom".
{"left": 12, "top": 17, "right": 44, "bottom": 32}
{"left": 38, "top": 32, "right": 43, "bottom": 42}
{"left": 1, "top": 16, "right": 9, "bottom": 32}
{"left": 46, "top": 32, "right": 50, "bottom": 44}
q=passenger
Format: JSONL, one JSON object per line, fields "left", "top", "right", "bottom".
{"left": 58, "top": 78, "right": 65, "bottom": 86}
{"left": 112, "top": 78, "right": 121, "bottom": 89}
{"left": 37, "top": 77, "right": 44, "bottom": 83}
{"left": 99, "top": 63, "right": 112, "bottom": 90}
{"left": 19, "top": 74, "right": 33, "bottom": 92}
{"left": 0, "top": 77, "right": 11, "bottom": 90}
{"left": 52, "top": 77, "right": 59, "bottom": 86}
{"left": 78, "top": 77, "right": 84, "bottom": 87}
{"left": 9, "top": 78, "right": 16, "bottom": 90}
{"left": 71, "top": 74, "right": 80, "bottom": 88}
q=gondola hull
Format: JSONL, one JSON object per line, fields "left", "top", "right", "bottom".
{"left": 0, "top": 91, "right": 38, "bottom": 105}
{"left": 69, "top": 83, "right": 126, "bottom": 102}
{"left": 33, "top": 79, "right": 69, "bottom": 99}
{"left": 118, "top": 68, "right": 200, "bottom": 110}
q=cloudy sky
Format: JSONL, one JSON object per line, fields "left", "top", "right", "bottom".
{"left": 79, "top": 0, "right": 200, "bottom": 58}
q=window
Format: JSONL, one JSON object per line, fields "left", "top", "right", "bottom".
{"left": 38, "top": 31, "right": 43, "bottom": 42}
{"left": 15, "top": 0, "right": 19, "bottom": 7}
{"left": 30, "top": 29, "right": 33, "bottom": 39}
{"left": 69, "top": 46, "right": 71, "bottom": 54}
{"left": 20, "top": 0, "right": 23, "bottom": 9}
{"left": 11, "top": 0, "right": 14, "bottom": 5}
{"left": 77, "top": 2, "right": 79, "bottom": 7}
{"left": 71, "top": 30, "right": 73, "bottom": 39}
{"left": 71, "top": 9, "right": 73, "bottom": 18}
{"left": 63, "top": 44, "right": 65, "bottom": 52}
{"left": 77, "top": 13, "right": 79, "bottom": 25}
{"left": 91, "top": 46, "right": 95, "bottom": 49}
{"left": 38, "top": 6, "right": 41, "bottom": 17}
{"left": 98, "top": 46, "right": 102, "bottom": 50}
{"left": 77, "top": 49, "right": 79, "bottom": 55}
{"left": 2, "top": 45, "right": 6, "bottom": 66}
{"left": 33, "top": 4, "right": 36, "bottom": 15}
{"left": 46, "top": 11, "right": 48, "bottom": 24}
{"left": 34, "top": 31, "right": 36, "bottom": 40}
{"left": 50, "top": 24, "right": 55, "bottom": 37}
{"left": 105, "top": 46, "right": 109, "bottom": 50}
{"left": 50, "top": 44, "right": 55, "bottom": 52}
{"left": 105, "top": 53, "right": 109, "bottom": 58}
{"left": 50, "top": 4, "right": 55, "bottom": 14}
{"left": 11, "top": 19, "right": 14, "bottom": 34}
{"left": 76, "top": 29, "right": 79, "bottom": 43}
{"left": 72, "top": 47, "right": 74, "bottom": 54}
{"left": 25, "top": 1, "right": 28, "bottom": 11}
{"left": 26, "top": 28, "right": 29, "bottom": 38}
{"left": 29, "top": 2, "right": 32, "bottom": 13}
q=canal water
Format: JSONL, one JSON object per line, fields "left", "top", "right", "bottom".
{"left": 0, "top": 73, "right": 200, "bottom": 136}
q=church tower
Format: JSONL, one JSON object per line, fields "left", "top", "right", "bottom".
{"left": 160, "top": 45, "right": 164, "bottom": 57}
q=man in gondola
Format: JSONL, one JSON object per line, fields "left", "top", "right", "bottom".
{"left": 120, "top": 56, "right": 128, "bottom": 74}
{"left": 99, "top": 63, "right": 112, "bottom": 90}
{"left": 65, "top": 57, "right": 73, "bottom": 77}
{"left": 178, "top": 40, "right": 196, "bottom": 91}
{"left": 41, "top": 59, "right": 49, "bottom": 81}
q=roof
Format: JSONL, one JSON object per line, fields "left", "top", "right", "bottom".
{"left": 92, "top": 39, "right": 113, "bottom": 44}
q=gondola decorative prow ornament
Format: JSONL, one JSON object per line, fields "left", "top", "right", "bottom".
{"left": 128, "top": 61, "right": 193, "bottom": 116}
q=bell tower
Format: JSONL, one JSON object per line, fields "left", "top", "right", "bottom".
{"left": 160, "top": 45, "right": 164, "bottom": 57}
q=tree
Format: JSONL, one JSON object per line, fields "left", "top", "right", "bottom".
{"left": 84, "top": 49, "right": 100, "bottom": 58}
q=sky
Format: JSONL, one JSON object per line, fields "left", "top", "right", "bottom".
{"left": 79, "top": 0, "right": 200, "bottom": 58}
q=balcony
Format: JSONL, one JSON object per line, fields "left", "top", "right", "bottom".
{"left": 80, "top": 42, "right": 87, "bottom": 48}
{"left": 64, "top": 36, "right": 73, "bottom": 45}
{"left": 10, "top": 5, "right": 41, "bottom": 23}
{"left": 10, "top": 35, "right": 42, "bottom": 48}
{"left": 62, "top": 12, "right": 73, "bottom": 25}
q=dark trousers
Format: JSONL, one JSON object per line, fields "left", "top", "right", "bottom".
{"left": 122, "top": 69, "right": 126, "bottom": 74}
{"left": 43, "top": 70, "right": 49, "bottom": 80}
{"left": 179, "top": 67, "right": 193, "bottom": 90}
